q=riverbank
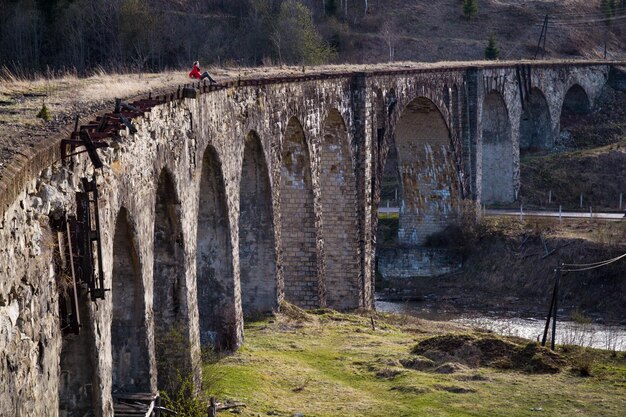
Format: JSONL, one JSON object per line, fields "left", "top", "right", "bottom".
{"left": 197, "top": 307, "right": 626, "bottom": 417}
{"left": 377, "top": 216, "right": 626, "bottom": 322}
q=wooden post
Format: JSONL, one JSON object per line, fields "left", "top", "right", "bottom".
{"left": 208, "top": 397, "right": 217, "bottom": 417}
{"left": 541, "top": 268, "right": 558, "bottom": 347}
{"left": 551, "top": 265, "right": 561, "bottom": 351}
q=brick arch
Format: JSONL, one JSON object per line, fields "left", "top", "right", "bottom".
{"left": 559, "top": 84, "right": 591, "bottom": 132}
{"left": 394, "top": 96, "right": 458, "bottom": 246}
{"left": 110, "top": 207, "right": 151, "bottom": 394}
{"left": 392, "top": 87, "right": 452, "bottom": 135}
{"left": 319, "top": 109, "right": 360, "bottom": 310}
{"left": 196, "top": 145, "right": 236, "bottom": 350}
{"left": 279, "top": 116, "right": 319, "bottom": 309}
{"left": 481, "top": 90, "right": 514, "bottom": 204}
{"left": 239, "top": 131, "right": 277, "bottom": 317}
{"left": 520, "top": 87, "right": 553, "bottom": 151}
{"left": 152, "top": 168, "right": 190, "bottom": 391}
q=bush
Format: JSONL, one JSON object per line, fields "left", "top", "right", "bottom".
{"left": 571, "top": 351, "right": 594, "bottom": 377}
{"left": 36, "top": 103, "right": 51, "bottom": 121}
{"left": 161, "top": 374, "right": 206, "bottom": 417}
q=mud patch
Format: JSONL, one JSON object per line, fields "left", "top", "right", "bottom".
{"left": 411, "top": 334, "right": 565, "bottom": 374}
{"left": 434, "top": 384, "right": 476, "bottom": 394}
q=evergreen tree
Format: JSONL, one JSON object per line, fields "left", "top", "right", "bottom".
{"left": 325, "top": 0, "right": 339, "bottom": 16}
{"left": 485, "top": 34, "right": 500, "bottom": 60}
{"left": 601, "top": 0, "right": 619, "bottom": 21}
{"left": 463, "top": 0, "right": 478, "bottom": 20}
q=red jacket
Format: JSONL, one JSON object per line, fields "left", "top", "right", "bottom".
{"left": 189, "top": 65, "right": 202, "bottom": 79}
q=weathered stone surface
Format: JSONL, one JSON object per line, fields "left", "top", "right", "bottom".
{"left": 0, "top": 61, "right": 615, "bottom": 416}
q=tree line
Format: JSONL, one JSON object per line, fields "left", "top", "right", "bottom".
{"left": 0, "top": 0, "right": 375, "bottom": 75}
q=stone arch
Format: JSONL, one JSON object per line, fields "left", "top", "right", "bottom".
{"left": 239, "top": 131, "right": 277, "bottom": 317}
{"left": 520, "top": 87, "right": 553, "bottom": 151}
{"left": 196, "top": 146, "right": 235, "bottom": 349}
{"left": 58, "top": 291, "right": 96, "bottom": 415}
{"left": 560, "top": 84, "right": 591, "bottom": 131}
{"left": 481, "top": 91, "right": 514, "bottom": 204}
{"left": 394, "top": 96, "right": 457, "bottom": 245}
{"left": 279, "top": 116, "right": 319, "bottom": 309}
{"left": 111, "top": 208, "right": 151, "bottom": 393}
{"left": 152, "top": 168, "right": 189, "bottom": 391}
{"left": 319, "top": 109, "right": 360, "bottom": 310}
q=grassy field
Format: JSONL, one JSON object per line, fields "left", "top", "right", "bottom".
{"left": 202, "top": 307, "right": 626, "bottom": 417}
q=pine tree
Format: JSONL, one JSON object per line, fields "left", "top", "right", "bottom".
{"left": 485, "top": 34, "right": 500, "bottom": 60}
{"left": 463, "top": 0, "right": 478, "bottom": 20}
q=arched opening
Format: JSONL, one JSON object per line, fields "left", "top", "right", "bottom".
{"left": 111, "top": 209, "right": 150, "bottom": 394}
{"left": 239, "top": 132, "right": 277, "bottom": 317}
{"left": 481, "top": 91, "right": 514, "bottom": 204}
{"left": 394, "top": 96, "right": 457, "bottom": 246}
{"left": 196, "top": 146, "right": 235, "bottom": 349}
{"left": 520, "top": 88, "right": 553, "bottom": 152}
{"left": 279, "top": 117, "right": 319, "bottom": 309}
{"left": 58, "top": 291, "right": 95, "bottom": 415}
{"left": 560, "top": 84, "right": 591, "bottom": 132}
{"left": 153, "top": 169, "right": 189, "bottom": 391}
{"left": 319, "top": 109, "right": 359, "bottom": 310}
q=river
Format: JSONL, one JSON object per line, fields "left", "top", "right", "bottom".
{"left": 376, "top": 300, "right": 626, "bottom": 351}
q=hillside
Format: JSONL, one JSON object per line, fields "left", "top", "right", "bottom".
{"left": 518, "top": 84, "right": 626, "bottom": 211}
{"left": 339, "top": 0, "right": 626, "bottom": 63}
{"left": 0, "top": 0, "right": 624, "bottom": 74}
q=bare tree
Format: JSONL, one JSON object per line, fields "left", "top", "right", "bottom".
{"left": 380, "top": 20, "right": 398, "bottom": 62}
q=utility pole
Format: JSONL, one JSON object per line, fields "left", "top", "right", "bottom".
{"left": 534, "top": 15, "right": 549, "bottom": 60}
{"left": 541, "top": 263, "right": 561, "bottom": 350}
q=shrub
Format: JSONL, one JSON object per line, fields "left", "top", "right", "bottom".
{"left": 161, "top": 374, "right": 206, "bottom": 417}
{"left": 571, "top": 351, "right": 594, "bottom": 377}
{"left": 36, "top": 103, "right": 51, "bottom": 121}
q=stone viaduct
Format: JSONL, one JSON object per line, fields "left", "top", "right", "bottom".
{"left": 0, "top": 60, "right": 623, "bottom": 416}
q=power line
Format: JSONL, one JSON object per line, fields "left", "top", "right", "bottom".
{"left": 562, "top": 252, "right": 626, "bottom": 272}
{"left": 544, "top": 14, "right": 626, "bottom": 26}
{"left": 546, "top": 9, "right": 626, "bottom": 19}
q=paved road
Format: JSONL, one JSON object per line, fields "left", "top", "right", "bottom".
{"left": 378, "top": 206, "right": 625, "bottom": 220}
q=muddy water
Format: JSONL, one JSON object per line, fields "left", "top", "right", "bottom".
{"left": 376, "top": 300, "right": 626, "bottom": 351}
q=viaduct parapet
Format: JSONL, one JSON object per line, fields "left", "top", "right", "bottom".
{"left": 0, "top": 60, "right": 620, "bottom": 416}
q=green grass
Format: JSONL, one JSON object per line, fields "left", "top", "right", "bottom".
{"left": 378, "top": 212, "right": 399, "bottom": 220}
{"left": 203, "top": 310, "right": 626, "bottom": 417}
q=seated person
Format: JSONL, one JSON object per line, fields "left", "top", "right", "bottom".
{"left": 189, "top": 61, "right": 217, "bottom": 84}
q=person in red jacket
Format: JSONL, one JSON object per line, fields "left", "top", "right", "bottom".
{"left": 189, "top": 61, "right": 217, "bottom": 84}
